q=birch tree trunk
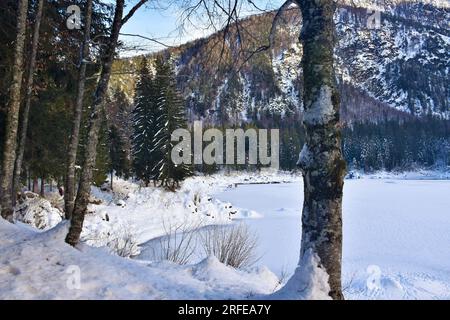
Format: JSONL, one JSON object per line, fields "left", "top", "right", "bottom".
{"left": 0, "top": 0, "right": 29, "bottom": 222}
{"left": 13, "top": 0, "right": 45, "bottom": 204}
{"left": 65, "top": 0, "right": 125, "bottom": 246}
{"left": 64, "top": 0, "right": 93, "bottom": 219}
{"left": 295, "top": 0, "right": 346, "bottom": 300}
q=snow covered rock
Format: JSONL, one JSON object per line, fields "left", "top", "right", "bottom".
{"left": 346, "top": 170, "right": 362, "bottom": 180}
{"left": 115, "top": 199, "right": 126, "bottom": 207}
{"left": 81, "top": 209, "right": 141, "bottom": 258}
{"left": 14, "top": 192, "right": 63, "bottom": 230}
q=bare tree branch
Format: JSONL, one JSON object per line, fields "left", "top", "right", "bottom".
{"left": 161, "top": 1, "right": 299, "bottom": 83}
{"left": 246, "top": 0, "right": 268, "bottom": 12}
{"left": 119, "top": 32, "right": 173, "bottom": 48}
{"left": 122, "top": 0, "right": 149, "bottom": 25}
{"left": 269, "top": 0, "right": 295, "bottom": 50}
{"left": 226, "top": 0, "right": 299, "bottom": 78}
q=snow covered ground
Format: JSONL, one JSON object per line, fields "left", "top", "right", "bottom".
{"left": 0, "top": 220, "right": 279, "bottom": 299}
{"left": 215, "top": 175, "right": 450, "bottom": 300}
{"left": 1, "top": 170, "right": 449, "bottom": 299}
{"left": 0, "top": 171, "right": 291, "bottom": 300}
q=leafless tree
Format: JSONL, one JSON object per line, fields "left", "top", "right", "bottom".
{"left": 66, "top": 0, "right": 150, "bottom": 246}
{"left": 63, "top": 0, "right": 346, "bottom": 301}
{"left": 0, "top": 0, "right": 29, "bottom": 222}
{"left": 292, "top": 0, "right": 346, "bottom": 300}
{"left": 64, "top": 0, "right": 93, "bottom": 219}
{"left": 179, "top": 0, "right": 346, "bottom": 299}
{"left": 13, "top": 0, "right": 45, "bottom": 207}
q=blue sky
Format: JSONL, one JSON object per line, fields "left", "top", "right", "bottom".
{"left": 111, "top": 0, "right": 284, "bottom": 56}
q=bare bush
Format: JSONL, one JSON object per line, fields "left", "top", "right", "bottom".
{"left": 200, "top": 223, "right": 259, "bottom": 269}
{"left": 147, "top": 219, "right": 199, "bottom": 265}
{"left": 272, "top": 264, "right": 289, "bottom": 293}
{"left": 106, "top": 228, "right": 140, "bottom": 258}
{"left": 81, "top": 219, "right": 141, "bottom": 258}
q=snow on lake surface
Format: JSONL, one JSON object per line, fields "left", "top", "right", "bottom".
{"left": 214, "top": 179, "right": 450, "bottom": 299}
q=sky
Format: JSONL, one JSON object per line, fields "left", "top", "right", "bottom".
{"left": 110, "top": 0, "right": 285, "bottom": 56}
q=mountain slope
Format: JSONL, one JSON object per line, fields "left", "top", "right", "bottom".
{"left": 110, "top": 1, "right": 450, "bottom": 124}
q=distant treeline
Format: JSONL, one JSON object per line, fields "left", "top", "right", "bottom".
{"left": 342, "top": 118, "right": 450, "bottom": 172}
{"left": 1, "top": 102, "right": 448, "bottom": 187}
{"left": 193, "top": 117, "right": 450, "bottom": 173}
{"left": 279, "top": 117, "right": 450, "bottom": 172}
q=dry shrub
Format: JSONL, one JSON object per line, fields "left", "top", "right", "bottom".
{"left": 148, "top": 219, "right": 199, "bottom": 265}
{"left": 200, "top": 223, "right": 259, "bottom": 269}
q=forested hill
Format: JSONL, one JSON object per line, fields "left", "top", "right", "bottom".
{"left": 110, "top": 1, "right": 450, "bottom": 126}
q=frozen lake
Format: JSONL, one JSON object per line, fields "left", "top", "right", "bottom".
{"left": 215, "top": 179, "right": 450, "bottom": 299}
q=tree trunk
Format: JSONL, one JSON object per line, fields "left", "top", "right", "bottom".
{"left": 64, "top": 0, "right": 93, "bottom": 219}
{"left": 32, "top": 177, "right": 38, "bottom": 193}
{"left": 66, "top": 0, "right": 126, "bottom": 246}
{"left": 295, "top": 0, "right": 346, "bottom": 300}
{"left": 0, "top": 0, "right": 29, "bottom": 222}
{"left": 13, "top": 0, "right": 45, "bottom": 205}
{"left": 40, "top": 176, "right": 45, "bottom": 197}
{"left": 27, "top": 169, "right": 31, "bottom": 191}
{"left": 110, "top": 171, "right": 113, "bottom": 191}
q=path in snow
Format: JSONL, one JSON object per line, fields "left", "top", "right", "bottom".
{"left": 214, "top": 179, "right": 450, "bottom": 300}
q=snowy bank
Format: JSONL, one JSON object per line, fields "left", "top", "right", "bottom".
{"left": 0, "top": 219, "right": 279, "bottom": 299}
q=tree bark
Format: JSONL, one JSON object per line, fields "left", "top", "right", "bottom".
{"left": 295, "top": 0, "right": 346, "bottom": 300}
{"left": 0, "top": 0, "right": 29, "bottom": 222}
{"left": 27, "top": 169, "right": 31, "bottom": 191}
{"left": 40, "top": 176, "right": 45, "bottom": 197}
{"left": 32, "top": 177, "right": 38, "bottom": 194}
{"left": 66, "top": 0, "right": 126, "bottom": 246}
{"left": 13, "top": 0, "right": 45, "bottom": 205}
{"left": 64, "top": 0, "right": 93, "bottom": 219}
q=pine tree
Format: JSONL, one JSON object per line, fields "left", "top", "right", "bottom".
{"left": 132, "top": 58, "right": 158, "bottom": 186}
{"left": 152, "top": 58, "right": 192, "bottom": 190}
